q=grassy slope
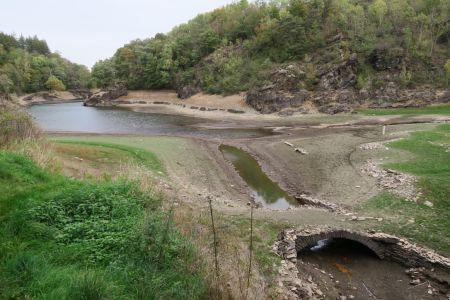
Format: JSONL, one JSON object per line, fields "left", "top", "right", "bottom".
{"left": 363, "top": 124, "right": 450, "bottom": 254}
{"left": 0, "top": 151, "right": 205, "bottom": 299}
{"left": 357, "top": 105, "right": 450, "bottom": 116}
{"left": 55, "top": 140, "right": 163, "bottom": 173}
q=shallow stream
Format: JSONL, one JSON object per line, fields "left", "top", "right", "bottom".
{"left": 219, "top": 144, "right": 297, "bottom": 210}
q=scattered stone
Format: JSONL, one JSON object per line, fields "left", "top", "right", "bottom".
{"left": 361, "top": 160, "right": 421, "bottom": 202}
{"left": 294, "top": 148, "right": 308, "bottom": 155}
{"left": 227, "top": 109, "right": 245, "bottom": 114}
{"left": 284, "top": 141, "right": 294, "bottom": 147}
{"left": 424, "top": 201, "right": 434, "bottom": 208}
{"left": 295, "top": 194, "right": 344, "bottom": 213}
{"left": 360, "top": 142, "right": 388, "bottom": 151}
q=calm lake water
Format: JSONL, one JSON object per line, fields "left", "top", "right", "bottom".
{"left": 219, "top": 144, "right": 297, "bottom": 210}
{"left": 26, "top": 102, "right": 271, "bottom": 139}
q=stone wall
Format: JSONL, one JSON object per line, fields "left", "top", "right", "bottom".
{"left": 276, "top": 228, "right": 450, "bottom": 273}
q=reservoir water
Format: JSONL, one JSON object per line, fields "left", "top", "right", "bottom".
{"left": 26, "top": 102, "right": 272, "bottom": 139}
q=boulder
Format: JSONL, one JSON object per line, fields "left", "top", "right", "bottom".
{"left": 84, "top": 84, "right": 127, "bottom": 107}
{"left": 177, "top": 85, "right": 201, "bottom": 99}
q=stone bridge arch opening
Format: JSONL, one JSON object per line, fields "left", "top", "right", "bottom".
{"left": 295, "top": 230, "right": 385, "bottom": 259}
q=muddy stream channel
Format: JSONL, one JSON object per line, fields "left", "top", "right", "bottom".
{"left": 219, "top": 144, "right": 297, "bottom": 210}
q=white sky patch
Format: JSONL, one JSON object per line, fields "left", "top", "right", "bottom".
{"left": 1, "top": 0, "right": 234, "bottom": 68}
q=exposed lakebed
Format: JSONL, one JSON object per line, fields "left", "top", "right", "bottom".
{"left": 219, "top": 144, "right": 297, "bottom": 210}
{"left": 26, "top": 102, "right": 273, "bottom": 139}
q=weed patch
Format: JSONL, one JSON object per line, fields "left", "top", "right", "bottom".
{"left": 0, "top": 151, "right": 205, "bottom": 299}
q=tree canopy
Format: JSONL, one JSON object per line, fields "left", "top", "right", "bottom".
{"left": 0, "top": 33, "right": 89, "bottom": 97}
{"left": 90, "top": 0, "right": 450, "bottom": 94}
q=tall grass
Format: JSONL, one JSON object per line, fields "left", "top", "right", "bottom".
{"left": 0, "top": 108, "right": 59, "bottom": 170}
{"left": 0, "top": 108, "right": 41, "bottom": 147}
{"left": 0, "top": 151, "right": 205, "bottom": 299}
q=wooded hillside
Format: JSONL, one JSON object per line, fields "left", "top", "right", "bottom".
{"left": 91, "top": 0, "right": 450, "bottom": 97}
{"left": 0, "top": 33, "right": 90, "bottom": 98}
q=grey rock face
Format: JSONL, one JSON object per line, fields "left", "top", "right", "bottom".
{"left": 246, "top": 89, "right": 309, "bottom": 114}
{"left": 84, "top": 84, "right": 127, "bottom": 106}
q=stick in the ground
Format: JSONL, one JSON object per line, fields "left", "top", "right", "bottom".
{"left": 362, "top": 280, "right": 378, "bottom": 299}
{"left": 284, "top": 141, "right": 294, "bottom": 147}
{"left": 247, "top": 204, "right": 254, "bottom": 289}
{"left": 208, "top": 196, "right": 220, "bottom": 280}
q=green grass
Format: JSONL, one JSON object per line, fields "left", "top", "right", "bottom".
{"left": 55, "top": 140, "right": 163, "bottom": 173}
{"left": 357, "top": 105, "right": 450, "bottom": 116}
{"left": 0, "top": 151, "right": 205, "bottom": 299}
{"left": 363, "top": 124, "right": 450, "bottom": 254}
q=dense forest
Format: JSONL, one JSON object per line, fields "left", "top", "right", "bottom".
{"left": 91, "top": 0, "right": 450, "bottom": 96}
{"left": 0, "top": 33, "right": 90, "bottom": 97}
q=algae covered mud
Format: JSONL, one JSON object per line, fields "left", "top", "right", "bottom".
{"left": 219, "top": 144, "right": 297, "bottom": 210}
{"left": 26, "top": 102, "right": 273, "bottom": 139}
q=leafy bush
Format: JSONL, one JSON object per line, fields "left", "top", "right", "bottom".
{"left": 0, "top": 151, "right": 205, "bottom": 299}
{"left": 45, "top": 75, "right": 66, "bottom": 91}
{"left": 0, "top": 109, "right": 40, "bottom": 147}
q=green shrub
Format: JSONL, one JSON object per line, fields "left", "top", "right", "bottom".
{"left": 0, "top": 151, "right": 205, "bottom": 299}
{"left": 0, "top": 109, "right": 40, "bottom": 148}
{"left": 45, "top": 75, "right": 66, "bottom": 91}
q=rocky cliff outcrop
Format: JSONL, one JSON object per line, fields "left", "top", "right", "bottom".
{"left": 246, "top": 54, "right": 450, "bottom": 114}
{"left": 318, "top": 53, "right": 358, "bottom": 90}
{"left": 246, "top": 88, "right": 309, "bottom": 114}
{"left": 84, "top": 85, "right": 128, "bottom": 107}
{"left": 246, "top": 86, "right": 450, "bottom": 115}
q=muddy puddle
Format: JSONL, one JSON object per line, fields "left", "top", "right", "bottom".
{"left": 298, "top": 238, "right": 445, "bottom": 299}
{"left": 219, "top": 144, "right": 297, "bottom": 210}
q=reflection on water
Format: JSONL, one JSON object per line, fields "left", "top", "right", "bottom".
{"left": 26, "top": 102, "right": 272, "bottom": 139}
{"left": 219, "top": 144, "right": 297, "bottom": 210}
